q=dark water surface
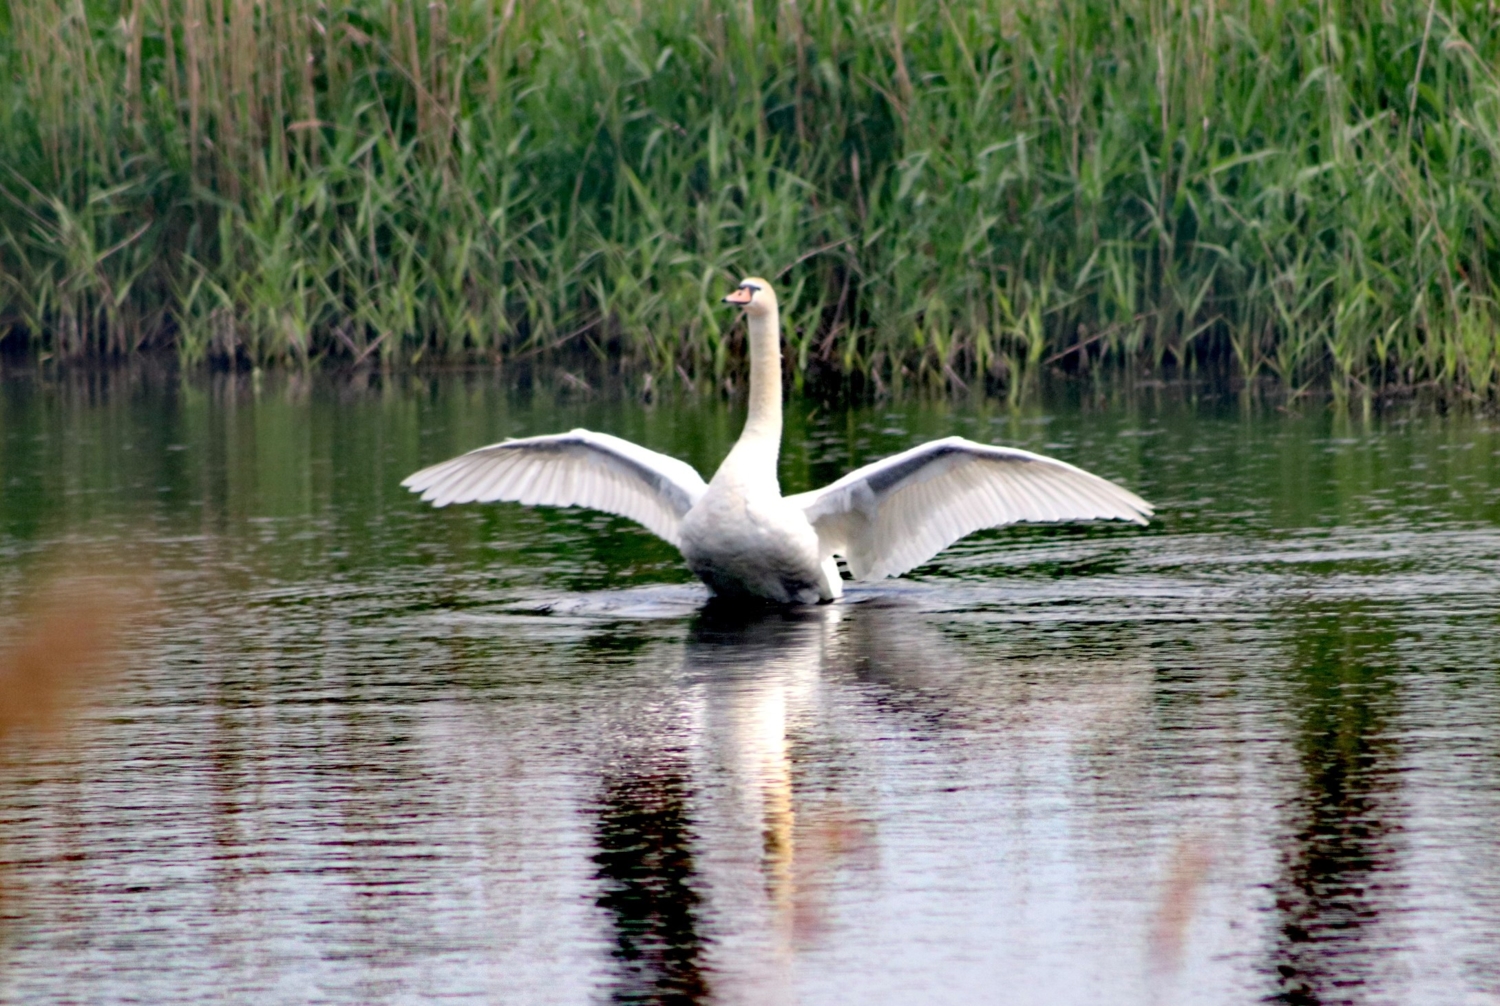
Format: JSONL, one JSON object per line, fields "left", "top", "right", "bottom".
{"left": 2, "top": 370, "right": 1499, "bottom": 1005}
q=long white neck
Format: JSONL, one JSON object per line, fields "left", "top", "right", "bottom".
{"left": 743, "top": 310, "right": 782, "bottom": 444}
{"left": 719, "top": 308, "right": 782, "bottom": 489}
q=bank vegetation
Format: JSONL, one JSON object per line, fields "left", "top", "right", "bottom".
{"left": 2, "top": 0, "right": 1499, "bottom": 396}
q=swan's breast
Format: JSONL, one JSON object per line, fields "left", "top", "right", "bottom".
{"left": 679, "top": 488, "right": 824, "bottom": 603}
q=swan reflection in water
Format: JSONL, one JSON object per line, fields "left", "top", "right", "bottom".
{"left": 587, "top": 597, "right": 1160, "bottom": 1005}
{"left": 589, "top": 601, "right": 862, "bottom": 1005}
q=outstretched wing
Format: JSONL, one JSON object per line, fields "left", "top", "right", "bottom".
{"left": 785, "top": 436, "right": 1152, "bottom": 580}
{"left": 402, "top": 429, "right": 708, "bottom": 547}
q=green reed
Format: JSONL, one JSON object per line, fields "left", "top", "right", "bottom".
{"left": 2, "top": 0, "right": 1498, "bottom": 395}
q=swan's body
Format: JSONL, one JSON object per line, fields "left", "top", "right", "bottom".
{"left": 403, "top": 278, "right": 1153, "bottom": 603}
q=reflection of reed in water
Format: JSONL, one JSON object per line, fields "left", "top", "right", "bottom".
{"left": 583, "top": 614, "right": 716, "bottom": 1004}
{"left": 592, "top": 757, "right": 710, "bottom": 1005}
{"left": 1264, "top": 611, "right": 1402, "bottom": 1005}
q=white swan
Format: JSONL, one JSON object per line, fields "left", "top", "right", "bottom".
{"left": 402, "top": 278, "right": 1153, "bottom": 603}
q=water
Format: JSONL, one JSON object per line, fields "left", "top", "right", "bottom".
{"left": 1, "top": 369, "right": 1499, "bottom": 1005}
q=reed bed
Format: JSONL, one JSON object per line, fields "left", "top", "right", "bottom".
{"left": 2, "top": 0, "right": 1499, "bottom": 395}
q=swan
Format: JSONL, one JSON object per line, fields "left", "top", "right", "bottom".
{"left": 402, "top": 278, "right": 1153, "bottom": 603}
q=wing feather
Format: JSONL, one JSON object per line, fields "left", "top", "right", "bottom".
{"left": 464, "top": 455, "right": 512, "bottom": 502}
{"left": 402, "top": 429, "right": 709, "bottom": 547}
{"left": 788, "top": 436, "right": 1152, "bottom": 580}
{"left": 455, "top": 455, "right": 510, "bottom": 503}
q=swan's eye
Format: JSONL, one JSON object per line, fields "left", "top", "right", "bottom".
{"left": 741, "top": 283, "right": 761, "bottom": 293}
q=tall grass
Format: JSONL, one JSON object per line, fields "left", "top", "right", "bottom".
{"left": 2, "top": 0, "right": 1499, "bottom": 395}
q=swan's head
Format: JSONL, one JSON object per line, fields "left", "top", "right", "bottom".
{"left": 723, "top": 277, "right": 778, "bottom": 318}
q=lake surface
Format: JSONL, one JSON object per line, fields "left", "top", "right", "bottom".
{"left": 1, "top": 369, "right": 1498, "bottom": 1005}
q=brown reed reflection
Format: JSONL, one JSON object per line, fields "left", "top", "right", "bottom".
{"left": 0, "top": 562, "right": 144, "bottom": 919}
{"left": 1148, "top": 834, "right": 1214, "bottom": 972}
{"left": 0, "top": 567, "right": 139, "bottom": 741}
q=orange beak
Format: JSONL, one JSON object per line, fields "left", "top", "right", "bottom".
{"left": 723, "top": 286, "right": 754, "bottom": 305}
